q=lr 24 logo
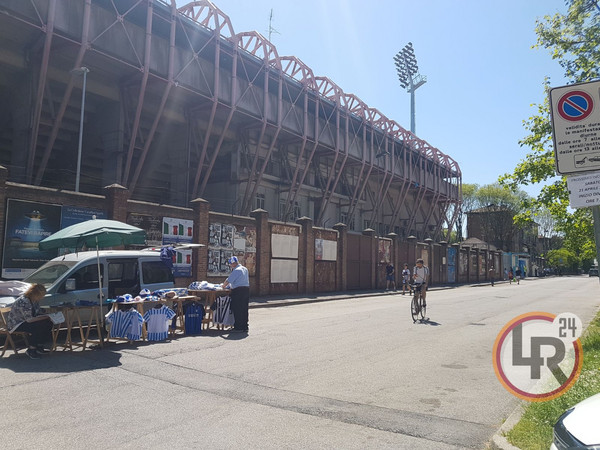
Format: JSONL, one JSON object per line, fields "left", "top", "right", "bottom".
{"left": 493, "top": 312, "right": 583, "bottom": 402}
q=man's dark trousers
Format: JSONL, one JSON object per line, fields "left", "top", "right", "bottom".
{"left": 230, "top": 286, "right": 249, "bottom": 331}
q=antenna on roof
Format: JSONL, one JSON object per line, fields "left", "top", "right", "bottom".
{"left": 267, "top": 8, "right": 280, "bottom": 42}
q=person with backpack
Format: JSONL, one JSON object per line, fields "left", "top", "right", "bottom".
{"left": 413, "top": 258, "right": 430, "bottom": 306}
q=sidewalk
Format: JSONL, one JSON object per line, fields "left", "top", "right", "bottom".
{"left": 248, "top": 278, "right": 527, "bottom": 308}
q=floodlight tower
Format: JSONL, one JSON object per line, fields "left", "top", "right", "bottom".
{"left": 394, "top": 42, "right": 426, "bottom": 134}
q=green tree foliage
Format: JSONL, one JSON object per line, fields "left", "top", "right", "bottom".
{"left": 546, "top": 248, "right": 579, "bottom": 272}
{"left": 499, "top": 0, "right": 597, "bottom": 265}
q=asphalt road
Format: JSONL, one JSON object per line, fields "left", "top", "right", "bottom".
{"left": 1, "top": 276, "right": 598, "bottom": 449}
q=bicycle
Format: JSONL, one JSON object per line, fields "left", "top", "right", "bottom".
{"left": 411, "top": 283, "right": 426, "bottom": 323}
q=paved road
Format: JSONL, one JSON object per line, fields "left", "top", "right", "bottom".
{"left": 1, "top": 276, "right": 598, "bottom": 449}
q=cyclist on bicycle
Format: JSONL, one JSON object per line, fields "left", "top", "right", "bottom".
{"left": 413, "top": 258, "right": 429, "bottom": 306}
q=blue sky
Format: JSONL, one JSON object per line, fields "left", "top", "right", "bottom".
{"left": 184, "top": 0, "right": 568, "bottom": 194}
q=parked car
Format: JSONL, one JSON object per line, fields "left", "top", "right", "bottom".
{"left": 19, "top": 250, "right": 175, "bottom": 307}
{"left": 589, "top": 267, "right": 599, "bottom": 277}
{"left": 551, "top": 393, "right": 600, "bottom": 449}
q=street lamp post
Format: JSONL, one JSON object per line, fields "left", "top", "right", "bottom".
{"left": 393, "top": 43, "right": 426, "bottom": 134}
{"left": 71, "top": 66, "right": 89, "bottom": 192}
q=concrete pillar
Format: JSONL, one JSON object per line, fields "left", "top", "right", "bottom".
{"left": 191, "top": 198, "right": 210, "bottom": 282}
{"left": 104, "top": 183, "right": 130, "bottom": 222}
{"left": 296, "top": 216, "right": 314, "bottom": 294}
{"left": 250, "top": 208, "right": 270, "bottom": 296}
{"left": 334, "top": 222, "right": 348, "bottom": 291}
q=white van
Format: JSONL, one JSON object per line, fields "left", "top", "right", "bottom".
{"left": 22, "top": 250, "right": 175, "bottom": 307}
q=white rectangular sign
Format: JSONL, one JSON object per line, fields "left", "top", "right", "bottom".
{"left": 567, "top": 171, "right": 600, "bottom": 208}
{"left": 549, "top": 80, "right": 600, "bottom": 174}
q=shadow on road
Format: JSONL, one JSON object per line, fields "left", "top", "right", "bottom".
{"left": 0, "top": 346, "right": 123, "bottom": 374}
{"left": 415, "top": 318, "right": 442, "bottom": 326}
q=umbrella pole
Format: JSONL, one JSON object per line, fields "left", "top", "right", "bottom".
{"left": 96, "top": 237, "right": 104, "bottom": 346}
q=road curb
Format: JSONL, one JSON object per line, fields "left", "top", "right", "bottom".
{"left": 488, "top": 401, "right": 527, "bottom": 449}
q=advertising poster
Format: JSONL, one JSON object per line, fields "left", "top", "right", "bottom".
{"left": 61, "top": 206, "right": 106, "bottom": 228}
{"left": 162, "top": 217, "right": 193, "bottom": 277}
{"left": 127, "top": 213, "right": 162, "bottom": 247}
{"left": 209, "top": 222, "right": 221, "bottom": 247}
{"left": 220, "top": 250, "right": 233, "bottom": 273}
{"left": 208, "top": 223, "right": 257, "bottom": 276}
{"left": 378, "top": 240, "right": 391, "bottom": 263}
{"left": 2, "top": 199, "right": 62, "bottom": 279}
{"left": 315, "top": 239, "right": 323, "bottom": 260}
{"left": 221, "top": 224, "right": 234, "bottom": 249}
{"left": 234, "top": 225, "right": 257, "bottom": 276}
{"left": 208, "top": 249, "right": 221, "bottom": 275}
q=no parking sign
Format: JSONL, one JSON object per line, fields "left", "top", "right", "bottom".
{"left": 549, "top": 80, "right": 600, "bottom": 174}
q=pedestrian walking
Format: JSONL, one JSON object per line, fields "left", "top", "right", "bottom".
{"left": 515, "top": 267, "right": 521, "bottom": 285}
{"left": 221, "top": 256, "right": 250, "bottom": 333}
{"left": 401, "top": 263, "right": 412, "bottom": 295}
{"left": 508, "top": 269, "right": 514, "bottom": 284}
{"left": 489, "top": 266, "right": 495, "bottom": 286}
{"left": 385, "top": 263, "right": 396, "bottom": 291}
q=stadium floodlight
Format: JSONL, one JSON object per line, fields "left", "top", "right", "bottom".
{"left": 393, "top": 42, "right": 426, "bottom": 134}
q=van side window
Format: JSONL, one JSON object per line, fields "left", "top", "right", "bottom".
{"left": 108, "top": 259, "right": 139, "bottom": 298}
{"left": 71, "top": 265, "right": 103, "bottom": 290}
{"left": 142, "top": 261, "right": 174, "bottom": 284}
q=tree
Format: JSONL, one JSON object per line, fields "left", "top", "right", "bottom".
{"left": 454, "top": 183, "right": 479, "bottom": 241}
{"left": 465, "top": 183, "right": 532, "bottom": 252}
{"left": 546, "top": 248, "right": 579, "bottom": 273}
{"left": 499, "top": 0, "right": 597, "bottom": 265}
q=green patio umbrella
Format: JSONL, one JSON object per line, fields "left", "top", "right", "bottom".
{"left": 38, "top": 218, "right": 146, "bottom": 251}
{"left": 39, "top": 219, "right": 146, "bottom": 334}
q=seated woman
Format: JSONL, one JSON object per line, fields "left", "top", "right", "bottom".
{"left": 6, "top": 283, "right": 52, "bottom": 359}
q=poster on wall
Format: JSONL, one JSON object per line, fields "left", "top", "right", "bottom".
{"left": 209, "top": 223, "right": 221, "bottom": 247}
{"left": 271, "top": 259, "right": 298, "bottom": 283}
{"left": 127, "top": 213, "right": 162, "bottom": 247}
{"left": 220, "top": 250, "right": 233, "bottom": 273}
{"left": 221, "top": 224, "right": 234, "bottom": 249}
{"left": 233, "top": 225, "right": 256, "bottom": 276}
{"left": 271, "top": 234, "right": 298, "bottom": 258}
{"left": 208, "top": 249, "right": 221, "bottom": 275}
{"left": 61, "top": 206, "right": 106, "bottom": 229}
{"left": 378, "top": 240, "right": 391, "bottom": 263}
{"left": 208, "top": 223, "right": 257, "bottom": 276}
{"left": 315, "top": 239, "right": 337, "bottom": 261}
{"left": 162, "top": 217, "right": 193, "bottom": 277}
{"left": 2, "top": 199, "right": 62, "bottom": 279}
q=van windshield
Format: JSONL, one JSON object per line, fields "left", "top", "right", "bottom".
{"left": 23, "top": 261, "right": 77, "bottom": 288}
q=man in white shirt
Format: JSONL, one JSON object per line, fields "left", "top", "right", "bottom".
{"left": 222, "top": 256, "right": 250, "bottom": 333}
{"left": 413, "top": 258, "right": 429, "bottom": 305}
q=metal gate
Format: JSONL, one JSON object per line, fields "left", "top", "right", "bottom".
{"left": 447, "top": 246, "right": 457, "bottom": 283}
{"left": 347, "top": 233, "right": 372, "bottom": 290}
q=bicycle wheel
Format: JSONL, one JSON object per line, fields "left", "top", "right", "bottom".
{"left": 411, "top": 294, "right": 420, "bottom": 322}
{"left": 419, "top": 295, "right": 426, "bottom": 320}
